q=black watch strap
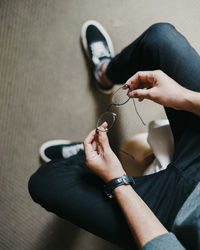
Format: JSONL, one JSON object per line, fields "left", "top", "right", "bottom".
{"left": 104, "top": 174, "right": 135, "bottom": 198}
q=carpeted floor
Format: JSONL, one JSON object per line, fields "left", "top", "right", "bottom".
{"left": 1, "top": 0, "right": 200, "bottom": 249}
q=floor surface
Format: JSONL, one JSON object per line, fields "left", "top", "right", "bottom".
{"left": 1, "top": 0, "right": 200, "bottom": 249}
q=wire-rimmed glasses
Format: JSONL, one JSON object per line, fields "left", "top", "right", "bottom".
{"left": 96, "top": 84, "right": 146, "bottom": 132}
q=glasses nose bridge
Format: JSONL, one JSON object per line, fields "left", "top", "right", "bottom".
{"left": 107, "top": 103, "right": 115, "bottom": 111}
{"left": 96, "top": 85, "right": 131, "bottom": 132}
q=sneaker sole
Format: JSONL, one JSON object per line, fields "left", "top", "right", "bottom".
{"left": 39, "top": 139, "right": 71, "bottom": 163}
{"left": 81, "top": 20, "right": 114, "bottom": 95}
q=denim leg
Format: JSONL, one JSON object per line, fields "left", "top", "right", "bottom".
{"left": 106, "top": 22, "right": 200, "bottom": 93}
{"left": 28, "top": 156, "right": 137, "bottom": 250}
{"left": 107, "top": 22, "right": 200, "bottom": 161}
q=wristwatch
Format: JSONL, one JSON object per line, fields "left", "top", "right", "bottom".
{"left": 104, "top": 174, "right": 135, "bottom": 199}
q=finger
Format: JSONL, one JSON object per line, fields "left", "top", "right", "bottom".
{"left": 129, "top": 89, "right": 152, "bottom": 100}
{"left": 92, "top": 139, "right": 97, "bottom": 151}
{"left": 126, "top": 71, "right": 155, "bottom": 91}
{"left": 98, "top": 131, "right": 110, "bottom": 152}
{"left": 84, "top": 129, "right": 96, "bottom": 144}
{"left": 84, "top": 129, "right": 96, "bottom": 154}
{"left": 138, "top": 97, "right": 144, "bottom": 102}
{"left": 95, "top": 122, "right": 110, "bottom": 152}
{"left": 122, "top": 84, "right": 129, "bottom": 90}
{"left": 98, "top": 121, "right": 108, "bottom": 130}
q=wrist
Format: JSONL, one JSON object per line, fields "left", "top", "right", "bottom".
{"left": 183, "top": 89, "right": 200, "bottom": 115}
{"left": 104, "top": 170, "right": 127, "bottom": 183}
{"left": 180, "top": 88, "right": 192, "bottom": 111}
{"left": 113, "top": 184, "right": 134, "bottom": 196}
{"left": 172, "top": 87, "right": 188, "bottom": 111}
{"left": 104, "top": 174, "right": 135, "bottom": 198}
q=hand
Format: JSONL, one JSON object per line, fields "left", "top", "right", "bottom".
{"left": 125, "top": 70, "right": 188, "bottom": 110}
{"left": 84, "top": 123, "right": 126, "bottom": 183}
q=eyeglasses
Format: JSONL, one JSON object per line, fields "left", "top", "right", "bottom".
{"left": 96, "top": 84, "right": 146, "bottom": 132}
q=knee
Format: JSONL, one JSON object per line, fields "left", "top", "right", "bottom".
{"left": 28, "top": 160, "right": 87, "bottom": 207}
{"left": 144, "top": 22, "right": 178, "bottom": 49}
{"left": 28, "top": 167, "right": 46, "bottom": 205}
{"left": 28, "top": 163, "right": 56, "bottom": 206}
{"left": 148, "top": 22, "right": 175, "bottom": 34}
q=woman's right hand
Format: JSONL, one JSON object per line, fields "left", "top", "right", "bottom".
{"left": 125, "top": 70, "right": 188, "bottom": 110}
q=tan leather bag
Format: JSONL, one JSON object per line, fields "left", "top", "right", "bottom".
{"left": 119, "top": 133, "right": 155, "bottom": 176}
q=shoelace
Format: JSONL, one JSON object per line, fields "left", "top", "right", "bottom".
{"left": 62, "top": 144, "right": 84, "bottom": 158}
{"left": 91, "top": 41, "right": 110, "bottom": 64}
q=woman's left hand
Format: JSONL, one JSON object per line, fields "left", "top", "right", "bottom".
{"left": 84, "top": 123, "right": 126, "bottom": 183}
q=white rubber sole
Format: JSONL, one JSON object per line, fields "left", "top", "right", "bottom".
{"left": 81, "top": 20, "right": 114, "bottom": 95}
{"left": 39, "top": 139, "right": 71, "bottom": 163}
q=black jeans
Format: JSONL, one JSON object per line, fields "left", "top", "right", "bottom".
{"left": 29, "top": 23, "right": 200, "bottom": 250}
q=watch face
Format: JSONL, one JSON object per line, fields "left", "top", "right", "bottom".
{"left": 122, "top": 175, "right": 128, "bottom": 184}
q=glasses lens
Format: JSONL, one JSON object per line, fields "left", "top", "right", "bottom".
{"left": 112, "top": 87, "right": 130, "bottom": 105}
{"left": 96, "top": 112, "right": 117, "bottom": 132}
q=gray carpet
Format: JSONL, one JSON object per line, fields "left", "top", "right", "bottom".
{"left": 1, "top": 0, "right": 200, "bottom": 249}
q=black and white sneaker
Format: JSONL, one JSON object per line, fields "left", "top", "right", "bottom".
{"left": 39, "top": 140, "right": 84, "bottom": 163}
{"left": 81, "top": 20, "right": 114, "bottom": 94}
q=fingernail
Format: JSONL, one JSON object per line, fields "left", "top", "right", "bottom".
{"left": 122, "top": 84, "right": 128, "bottom": 89}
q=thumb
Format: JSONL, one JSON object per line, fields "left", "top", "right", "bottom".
{"left": 131, "top": 89, "right": 151, "bottom": 100}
